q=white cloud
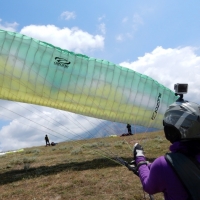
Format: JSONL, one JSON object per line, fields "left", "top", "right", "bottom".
{"left": 97, "top": 16, "right": 106, "bottom": 35}
{"left": 0, "top": 101, "right": 104, "bottom": 151}
{"left": 60, "top": 11, "right": 76, "bottom": 20}
{"left": 98, "top": 15, "right": 106, "bottom": 21}
{"left": 116, "top": 34, "right": 123, "bottom": 41}
{"left": 20, "top": 25, "right": 104, "bottom": 54}
{"left": 132, "top": 13, "right": 143, "bottom": 31}
{"left": 0, "top": 19, "right": 18, "bottom": 32}
{"left": 98, "top": 23, "right": 106, "bottom": 35}
{"left": 120, "top": 46, "right": 200, "bottom": 103}
{"left": 116, "top": 13, "right": 143, "bottom": 42}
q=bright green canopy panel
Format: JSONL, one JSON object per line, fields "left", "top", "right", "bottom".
{"left": 0, "top": 29, "right": 177, "bottom": 129}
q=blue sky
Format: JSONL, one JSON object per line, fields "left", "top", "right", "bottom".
{"left": 0, "top": 0, "right": 200, "bottom": 151}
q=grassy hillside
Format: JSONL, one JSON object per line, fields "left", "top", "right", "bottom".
{"left": 0, "top": 131, "right": 170, "bottom": 200}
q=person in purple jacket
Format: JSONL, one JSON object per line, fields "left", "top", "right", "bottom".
{"left": 133, "top": 100, "right": 200, "bottom": 200}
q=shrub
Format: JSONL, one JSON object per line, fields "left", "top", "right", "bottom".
{"left": 71, "top": 148, "right": 83, "bottom": 155}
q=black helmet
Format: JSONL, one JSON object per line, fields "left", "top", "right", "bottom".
{"left": 163, "top": 101, "right": 200, "bottom": 143}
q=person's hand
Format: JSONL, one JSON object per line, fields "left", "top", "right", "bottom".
{"left": 133, "top": 143, "right": 144, "bottom": 160}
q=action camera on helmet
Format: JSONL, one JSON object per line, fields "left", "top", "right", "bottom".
{"left": 174, "top": 83, "right": 188, "bottom": 102}
{"left": 163, "top": 83, "right": 200, "bottom": 143}
{"left": 174, "top": 83, "right": 188, "bottom": 94}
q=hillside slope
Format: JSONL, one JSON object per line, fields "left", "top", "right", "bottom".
{"left": 0, "top": 130, "right": 170, "bottom": 200}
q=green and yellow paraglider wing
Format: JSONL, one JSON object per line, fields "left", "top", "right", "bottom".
{"left": 0, "top": 29, "right": 177, "bottom": 129}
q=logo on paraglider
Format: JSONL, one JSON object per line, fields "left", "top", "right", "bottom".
{"left": 151, "top": 93, "right": 162, "bottom": 120}
{"left": 54, "top": 57, "right": 71, "bottom": 68}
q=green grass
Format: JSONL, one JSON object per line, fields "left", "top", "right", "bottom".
{"left": 0, "top": 130, "right": 170, "bottom": 200}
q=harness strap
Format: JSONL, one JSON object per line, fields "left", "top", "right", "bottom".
{"left": 165, "top": 152, "right": 200, "bottom": 200}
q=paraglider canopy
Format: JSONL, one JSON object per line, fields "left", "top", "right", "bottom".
{"left": 0, "top": 29, "right": 177, "bottom": 130}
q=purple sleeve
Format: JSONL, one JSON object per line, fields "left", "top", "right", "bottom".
{"left": 135, "top": 156, "right": 189, "bottom": 199}
{"left": 136, "top": 156, "right": 165, "bottom": 194}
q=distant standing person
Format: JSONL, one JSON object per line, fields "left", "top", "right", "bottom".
{"left": 45, "top": 135, "right": 50, "bottom": 146}
{"left": 127, "top": 124, "right": 132, "bottom": 135}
